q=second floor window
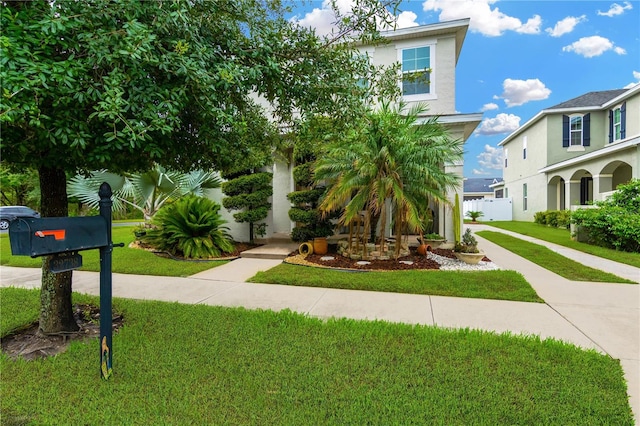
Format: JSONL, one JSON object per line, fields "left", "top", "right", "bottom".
{"left": 609, "top": 102, "right": 626, "bottom": 143}
{"left": 570, "top": 116, "right": 582, "bottom": 146}
{"left": 562, "top": 113, "right": 591, "bottom": 148}
{"left": 402, "top": 46, "right": 430, "bottom": 96}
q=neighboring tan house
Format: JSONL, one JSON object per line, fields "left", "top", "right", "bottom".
{"left": 213, "top": 19, "right": 482, "bottom": 243}
{"left": 499, "top": 84, "right": 639, "bottom": 221}
{"left": 463, "top": 178, "right": 501, "bottom": 201}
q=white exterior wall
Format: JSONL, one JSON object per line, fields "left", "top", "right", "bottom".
{"left": 270, "top": 159, "right": 295, "bottom": 234}
{"left": 503, "top": 118, "right": 548, "bottom": 221}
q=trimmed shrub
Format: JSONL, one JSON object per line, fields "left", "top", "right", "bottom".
{"left": 571, "top": 179, "right": 640, "bottom": 253}
{"left": 533, "top": 210, "right": 571, "bottom": 229}
{"left": 222, "top": 172, "right": 272, "bottom": 243}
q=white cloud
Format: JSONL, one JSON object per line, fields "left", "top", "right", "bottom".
{"left": 499, "top": 78, "right": 551, "bottom": 107}
{"left": 422, "top": 0, "right": 541, "bottom": 36}
{"left": 545, "top": 15, "right": 587, "bottom": 37}
{"left": 476, "top": 114, "right": 521, "bottom": 135}
{"left": 597, "top": 1, "right": 633, "bottom": 17}
{"left": 294, "top": 0, "right": 418, "bottom": 36}
{"left": 481, "top": 103, "right": 499, "bottom": 112}
{"left": 472, "top": 169, "right": 491, "bottom": 176}
{"left": 395, "top": 11, "right": 420, "bottom": 28}
{"left": 476, "top": 145, "right": 504, "bottom": 171}
{"left": 614, "top": 46, "right": 627, "bottom": 55}
{"left": 562, "top": 36, "right": 625, "bottom": 58}
{"left": 624, "top": 70, "right": 640, "bottom": 88}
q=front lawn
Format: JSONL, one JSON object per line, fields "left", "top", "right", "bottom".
{"left": 483, "top": 221, "right": 640, "bottom": 268}
{"left": 0, "top": 288, "right": 633, "bottom": 425}
{"left": 477, "top": 231, "right": 636, "bottom": 284}
{"left": 249, "top": 264, "right": 543, "bottom": 303}
{"left": 0, "top": 227, "right": 227, "bottom": 277}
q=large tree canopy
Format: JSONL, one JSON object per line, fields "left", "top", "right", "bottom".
{"left": 0, "top": 0, "right": 401, "bottom": 333}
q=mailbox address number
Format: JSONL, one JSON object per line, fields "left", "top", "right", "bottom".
{"left": 50, "top": 252, "right": 83, "bottom": 273}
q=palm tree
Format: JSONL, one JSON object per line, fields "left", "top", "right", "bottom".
{"left": 314, "top": 100, "right": 463, "bottom": 258}
{"left": 67, "top": 164, "right": 221, "bottom": 220}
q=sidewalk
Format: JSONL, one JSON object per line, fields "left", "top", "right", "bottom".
{"left": 1, "top": 227, "right": 638, "bottom": 422}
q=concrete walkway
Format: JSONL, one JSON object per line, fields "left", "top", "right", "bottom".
{"left": 1, "top": 227, "right": 638, "bottom": 422}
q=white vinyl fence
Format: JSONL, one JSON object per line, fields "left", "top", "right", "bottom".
{"left": 463, "top": 198, "right": 513, "bottom": 222}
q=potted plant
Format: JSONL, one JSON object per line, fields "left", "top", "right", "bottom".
{"left": 465, "top": 210, "right": 484, "bottom": 223}
{"left": 453, "top": 229, "right": 485, "bottom": 264}
{"left": 418, "top": 232, "right": 446, "bottom": 250}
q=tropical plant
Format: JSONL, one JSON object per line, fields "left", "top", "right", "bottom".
{"left": 68, "top": 165, "right": 221, "bottom": 221}
{"left": 453, "top": 193, "right": 461, "bottom": 245}
{"left": 465, "top": 210, "right": 484, "bottom": 222}
{"left": 571, "top": 179, "right": 640, "bottom": 252}
{"left": 315, "top": 100, "right": 463, "bottom": 258}
{"left": 221, "top": 172, "right": 272, "bottom": 244}
{"left": 140, "top": 196, "right": 234, "bottom": 259}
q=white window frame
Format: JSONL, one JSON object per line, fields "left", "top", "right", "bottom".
{"left": 613, "top": 106, "right": 622, "bottom": 141}
{"left": 396, "top": 39, "right": 437, "bottom": 102}
{"left": 570, "top": 115, "right": 583, "bottom": 146}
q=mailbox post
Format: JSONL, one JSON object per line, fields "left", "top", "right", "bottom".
{"left": 99, "top": 182, "right": 114, "bottom": 380}
{"left": 8, "top": 182, "right": 120, "bottom": 380}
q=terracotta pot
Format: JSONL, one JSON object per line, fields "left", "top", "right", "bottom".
{"left": 417, "top": 244, "right": 431, "bottom": 255}
{"left": 299, "top": 242, "right": 314, "bottom": 255}
{"left": 313, "top": 237, "right": 328, "bottom": 255}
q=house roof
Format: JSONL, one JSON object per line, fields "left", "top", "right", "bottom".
{"left": 499, "top": 83, "right": 640, "bottom": 147}
{"left": 463, "top": 178, "right": 501, "bottom": 193}
{"left": 377, "top": 19, "right": 470, "bottom": 65}
{"left": 547, "top": 90, "right": 627, "bottom": 109}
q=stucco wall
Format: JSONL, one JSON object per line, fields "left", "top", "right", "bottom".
{"left": 546, "top": 111, "right": 609, "bottom": 165}
{"left": 365, "top": 35, "right": 456, "bottom": 115}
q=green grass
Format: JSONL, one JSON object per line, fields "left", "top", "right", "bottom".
{"left": 0, "top": 227, "right": 227, "bottom": 277}
{"left": 249, "top": 264, "right": 543, "bottom": 303}
{"left": 0, "top": 288, "right": 633, "bottom": 425}
{"left": 477, "top": 230, "right": 636, "bottom": 284}
{"left": 484, "top": 221, "right": 640, "bottom": 268}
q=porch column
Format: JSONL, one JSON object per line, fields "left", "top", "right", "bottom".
{"left": 594, "top": 174, "right": 612, "bottom": 202}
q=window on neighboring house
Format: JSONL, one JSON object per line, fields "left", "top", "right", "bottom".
{"left": 523, "top": 183, "right": 528, "bottom": 211}
{"left": 505, "top": 188, "right": 509, "bottom": 198}
{"left": 504, "top": 148, "right": 508, "bottom": 168}
{"left": 609, "top": 102, "right": 626, "bottom": 143}
{"left": 562, "top": 114, "right": 590, "bottom": 148}
{"left": 402, "top": 46, "right": 430, "bottom": 96}
{"left": 523, "top": 136, "right": 527, "bottom": 159}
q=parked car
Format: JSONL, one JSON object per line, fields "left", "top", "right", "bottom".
{"left": 0, "top": 206, "right": 41, "bottom": 230}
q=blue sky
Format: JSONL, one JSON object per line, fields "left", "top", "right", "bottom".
{"left": 289, "top": 0, "right": 640, "bottom": 178}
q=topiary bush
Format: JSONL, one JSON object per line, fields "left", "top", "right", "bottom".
{"left": 222, "top": 172, "right": 272, "bottom": 243}
{"left": 140, "top": 195, "right": 234, "bottom": 259}
{"left": 571, "top": 179, "right": 640, "bottom": 253}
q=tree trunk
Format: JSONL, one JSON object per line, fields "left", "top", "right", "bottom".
{"left": 38, "top": 166, "right": 78, "bottom": 334}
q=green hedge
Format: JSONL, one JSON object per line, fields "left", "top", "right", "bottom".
{"left": 533, "top": 210, "right": 571, "bottom": 229}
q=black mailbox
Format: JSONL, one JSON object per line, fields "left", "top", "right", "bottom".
{"left": 9, "top": 216, "right": 108, "bottom": 257}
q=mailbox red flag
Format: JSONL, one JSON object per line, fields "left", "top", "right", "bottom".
{"left": 35, "top": 230, "right": 66, "bottom": 240}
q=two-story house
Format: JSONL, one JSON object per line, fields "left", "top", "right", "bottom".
{"left": 498, "top": 84, "right": 639, "bottom": 221}
{"left": 215, "top": 19, "right": 482, "bottom": 243}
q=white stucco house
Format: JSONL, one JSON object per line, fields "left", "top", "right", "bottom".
{"left": 499, "top": 84, "right": 639, "bottom": 221}
{"left": 212, "top": 19, "right": 482, "bottom": 243}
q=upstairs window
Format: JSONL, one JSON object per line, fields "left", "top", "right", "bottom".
{"left": 523, "top": 136, "right": 527, "bottom": 159}
{"left": 562, "top": 114, "right": 590, "bottom": 148}
{"left": 609, "top": 102, "right": 626, "bottom": 143}
{"left": 504, "top": 148, "right": 508, "bottom": 168}
{"left": 402, "top": 46, "right": 431, "bottom": 96}
{"left": 570, "top": 116, "right": 582, "bottom": 146}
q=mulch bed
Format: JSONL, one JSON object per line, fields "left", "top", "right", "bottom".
{"left": 290, "top": 245, "right": 490, "bottom": 271}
